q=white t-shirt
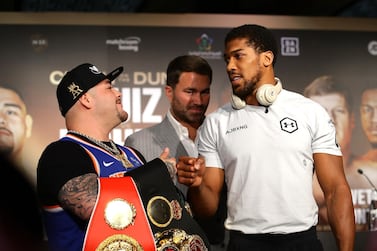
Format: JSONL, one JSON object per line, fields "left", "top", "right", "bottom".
{"left": 198, "top": 88, "right": 341, "bottom": 234}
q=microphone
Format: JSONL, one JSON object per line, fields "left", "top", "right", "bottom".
{"left": 358, "top": 169, "right": 377, "bottom": 191}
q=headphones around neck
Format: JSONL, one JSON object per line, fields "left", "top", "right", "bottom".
{"left": 231, "top": 78, "right": 282, "bottom": 109}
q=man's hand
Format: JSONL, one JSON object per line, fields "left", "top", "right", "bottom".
{"left": 177, "top": 156, "right": 205, "bottom": 187}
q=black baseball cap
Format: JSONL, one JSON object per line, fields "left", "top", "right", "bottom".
{"left": 56, "top": 63, "right": 123, "bottom": 116}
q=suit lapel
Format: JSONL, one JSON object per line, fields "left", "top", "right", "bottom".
{"left": 153, "top": 117, "right": 188, "bottom": 159}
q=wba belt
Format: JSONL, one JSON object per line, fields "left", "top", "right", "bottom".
{"left": 83, "top": 158, "right": 210, "bottom": 251}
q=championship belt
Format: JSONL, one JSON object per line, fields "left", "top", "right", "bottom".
{"left": 126, "top": 159, "right": 210, "bottom": 251}
{"left": 83, "top": 176, "right": 155, "bottom": 251}
{"left": 83, "top": 158, "right": 210, "bottom": 251}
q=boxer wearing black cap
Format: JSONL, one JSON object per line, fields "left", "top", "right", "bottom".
{"left": 37, "top": 63, "right": 210, "bottom": 251}
{"left": 56, "top": 63, "right": 123, "bottom": 116}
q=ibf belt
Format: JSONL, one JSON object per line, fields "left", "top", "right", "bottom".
{"left": 146, "top": 196, "right": 207, "bottom": 251}
{"left": 126, "top": 159, "right": 210, "bottom": 251}
{"left": 83, "top": 177, "right": 155, "bottom": 251}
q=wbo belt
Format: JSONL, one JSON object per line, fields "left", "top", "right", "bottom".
{"left": 83, "top": 158, "right": 209, "bottom": 251}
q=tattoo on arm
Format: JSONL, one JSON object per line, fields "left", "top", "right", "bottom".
{"left": 58, "top": 173, "right": 98, "bottom": 221}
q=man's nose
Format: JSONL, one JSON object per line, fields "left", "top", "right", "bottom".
{"left": 0, "top": 112, "right": 6, "bottom": 124}
{"left": 372, "top": 108, "right": 377, "bottom": 122}
{"left": 191, "top": 93, "right": 203, "bottom": 104}
{"left": 226, "top": 58, "right": 236, "bottom": 73}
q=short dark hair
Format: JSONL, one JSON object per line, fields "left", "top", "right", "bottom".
{"left": 166, "top": 55, "right": 212, "bottom": 88}
{"left": 303, "top": 75, "right": 353, "bottom": 110}
{"left": 225, "top": 24, "right": 278, "bottom": 66}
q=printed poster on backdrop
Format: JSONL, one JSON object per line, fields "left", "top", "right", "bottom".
{"left": 0, "top": 20, "right": 376, "bottom": 232}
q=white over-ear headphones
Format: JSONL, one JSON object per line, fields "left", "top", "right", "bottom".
{"left": 256, "top": 78, "right": 282, "bottom": 106}
{"left": 231, "top": 78, "right": 282, "bottom": 109}
{"left": 230, "top": 93, "right": 246, "bottom": 110}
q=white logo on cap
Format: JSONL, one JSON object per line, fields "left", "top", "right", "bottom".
{"left": 68, "top": 83, "right": 83, "bottom": 100}
{"left": 89, "top": 65, "right": 102, "bottom": 75}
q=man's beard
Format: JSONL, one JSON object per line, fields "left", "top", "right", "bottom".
{"left": 177, "top": 107, "right": 204, "bottom": 125}
{"left": 171, "top": 101, "right": 205, "bottom": 126}
{"left": 233, "top": 70, "right": 262, "bottom": 100}
{"left": 0, "top": 144, "right": 13, "bottom": 156}
{"left": 118, "top": 110, "right": 128, "bottom": 123}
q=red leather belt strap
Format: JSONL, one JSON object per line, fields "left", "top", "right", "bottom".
{"left": 83, "top": 176, "right": 156, "bottom": 251}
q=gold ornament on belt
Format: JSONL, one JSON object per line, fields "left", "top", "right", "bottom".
{"left": 96, "top": 234, "right": 143, "bottom": 251}
{"left": 147, "top": 196, "right": 182, "bottom": 228}
{"left": 104, "top": 198, "right": 136, "bottom": 230}
{"left": 154, "top": 229, "right": 207, "bottom": 251}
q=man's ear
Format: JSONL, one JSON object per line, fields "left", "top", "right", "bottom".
{"left": 262, "top": 51, "right": 274, "bottom": 67}
{"left": 78, "top": 93, "right": 92, "bottom": 109}
{"left": 165, "top": 85, "right": 173, "bottom": 102}
{"left": 25, "top": 114, "right": 33, "bottom": 138}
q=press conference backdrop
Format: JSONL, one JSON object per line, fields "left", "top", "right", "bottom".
{"left": 0, "top": 12, "right": 376, "bottom": 246}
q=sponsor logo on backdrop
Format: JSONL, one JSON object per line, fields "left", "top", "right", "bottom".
{"left": 281, "top": 37, "right": 300, "bottom": 56}
{"left": 188, "top": 33, "right": 222, "bottom": 60}
{"left": 106, "top": 36, "right": 141, "bottom": 52}
{"left": 30, "top": 33, "right": 48, "bottom": 52}
{"left": 368, "top": 40, "right": 377, "bottom": 55}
